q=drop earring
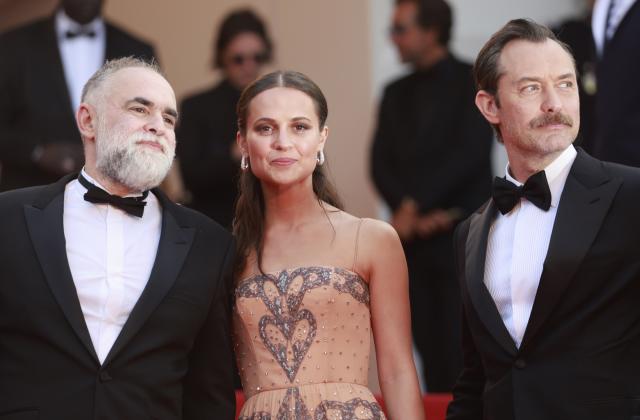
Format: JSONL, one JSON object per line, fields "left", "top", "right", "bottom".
{"left": 316, "top": 150, "right": 325, "bottom": 166}
{"left": 240, "top": 155, "right": 249, "bottom": 171}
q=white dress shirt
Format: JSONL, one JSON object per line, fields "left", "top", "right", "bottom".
{"left": 592, "top": 0, "right": 637, "bottom": 56}
{"left": 63, "top": 170, "right": 162, "bottom": 363}
{"left": 484, "top": 145, "right": 577, "bottom": 348}
{"left": 55, "top": 10, "right": 106, "bottom": 113}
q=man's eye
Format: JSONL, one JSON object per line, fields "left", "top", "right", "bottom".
{"left": 294, "top": 124, "right": 309, "bottom": 132}
{"left": 131, "top": 107, "right": 146, "bottom": 113}
{"left": 258, "top": 126, "right": 273, "bottom": 134}
{"left": 164, "top": 117, "right": 175, "bottom": 125}
{"left": 559, "top": 81, "right": 574, "bottom": 88}
{"left": 522, "top": 85, "right": 539, "bottom": 93}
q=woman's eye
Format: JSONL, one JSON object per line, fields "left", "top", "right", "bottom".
{"left": 258, "top": 125, "right": 273, "bottom": 134}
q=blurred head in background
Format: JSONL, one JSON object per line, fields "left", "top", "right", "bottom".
{"left": 390, "top": 0, "right": 452, "bottom": 70}
{"left": 214, "top": 9, "right": 273, "bottom": 91}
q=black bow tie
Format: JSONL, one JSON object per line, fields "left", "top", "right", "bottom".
{"left": 78, "top": 174, "right": 148, "bottom": 217}
{"left": 492, "top": 170, "right": 552, "bottom": 215}
{"left": 65, "top": 28, "right": 96, "bottom": 39}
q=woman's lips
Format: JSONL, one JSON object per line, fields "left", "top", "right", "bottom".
{"left": 271, "top": 158, "right": 297, "bottom": 166}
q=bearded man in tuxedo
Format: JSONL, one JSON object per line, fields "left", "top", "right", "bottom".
{"left": 446, "top": 19, "right": 640, "bottom": 420}
{"left": 0, "top": 57, "right": 236, "bottom": 419}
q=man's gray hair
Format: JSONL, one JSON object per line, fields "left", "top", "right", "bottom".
{"left": 81, "top": 56, "right": 162, "bottom": 104}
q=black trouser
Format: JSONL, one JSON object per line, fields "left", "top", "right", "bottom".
{"left": 404, "top": 232, "right": 462, "bottom": 393}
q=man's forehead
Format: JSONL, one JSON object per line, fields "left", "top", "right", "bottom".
{"left": 105, "top": 67, "right": 176, "bottom": 105}
{"left": 498, "top": 38, "right": 575, "bottom": 77}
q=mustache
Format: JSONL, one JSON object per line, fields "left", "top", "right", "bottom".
{"left": 131, "top": 133, "right": 168, "bottom": 152}
{"left": 529, "top": 113, "right": 574, "bottom": 129}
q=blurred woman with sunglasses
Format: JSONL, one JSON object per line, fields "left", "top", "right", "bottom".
{"left": 176, "top": 9, "right": 273, "bottom": 229}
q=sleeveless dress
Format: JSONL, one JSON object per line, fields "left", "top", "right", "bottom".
{"left": 233, "top": 223, "right": 387, "bottom": 419}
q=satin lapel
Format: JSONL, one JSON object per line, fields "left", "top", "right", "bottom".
{"left": 24, "top": 175, "right": 99, "bottom": 363}
{"left": 520, "top": 152, "right": 622, "bottom": 349}
{"left": 465, "top": 201, "right": 518, "bottom": 356}
{"left": 103, "top": 199, "right": 195, "bottom": 366}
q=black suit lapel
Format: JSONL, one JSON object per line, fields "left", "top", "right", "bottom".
{"left": 24, "top": 174, "right": 99, "bottom": 363}
{"left": 520, "top": 150, "right": 622, "bottom": 349}
{"left": 103, "top": 192, "right": 195, "bottom": 366}
{"left": 465, "top": 201, "right": 518, "bottom": 356}
{"left": 104, "top": 23, "right": 121, "bottom": 60}
{"left": 605, "top": 0, "right": 640, "bottom": 57}
{"left": 38, "top": 17, "right": 74, "bottom": 116}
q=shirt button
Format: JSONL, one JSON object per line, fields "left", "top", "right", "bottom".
{"left": 99, "top": 370, "right": 113, "bottom": 382}
{"left": 514, "top": 359, "right": 526, "bottom": 369}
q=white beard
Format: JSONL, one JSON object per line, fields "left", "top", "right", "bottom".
{"left": 95, "top": 119, "right": 175, "bottom": 192}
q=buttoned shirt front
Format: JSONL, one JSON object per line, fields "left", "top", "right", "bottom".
{"left": 484, "top": 145, "right": 577, "bottom": 347}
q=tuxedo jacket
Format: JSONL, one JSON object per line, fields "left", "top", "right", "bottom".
{"left": 593, "top": 0, "right": 640, "bottom": 166}
{"left": 0, "top": 16, "right": 156, "bottom": 191}
{"left": 446, "top": 149, "right": 640, "bottom": 420}
{"left": 0, "top": 174, "right": 236, "bottom": 420}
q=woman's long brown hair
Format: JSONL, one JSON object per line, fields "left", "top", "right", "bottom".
{"left": 233, "top": 70, "right": 343, "bottom": 280}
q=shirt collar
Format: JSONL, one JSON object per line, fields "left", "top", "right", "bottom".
{"left": 55, "top": 9, "right": 105, "bottom": 41}
{"left": 504, "top": 144, "right": 577, "bottom": 208}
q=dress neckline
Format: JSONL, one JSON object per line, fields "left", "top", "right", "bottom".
{"left": 237, "top": 265, "right": 367, "bottom": 287}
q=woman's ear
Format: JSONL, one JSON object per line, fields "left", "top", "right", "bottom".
{"left": 236, "top": 130, "right": 247, "bottom": 155}
{"left": 319, "top": 125, "right": 328, "bottom": 149}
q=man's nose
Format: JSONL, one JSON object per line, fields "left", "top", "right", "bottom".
{"left": 541, "top": 87, "right": 563, "bottom": 113}
{"left": 144, "top": 112, "right": 165, "bottom": 135}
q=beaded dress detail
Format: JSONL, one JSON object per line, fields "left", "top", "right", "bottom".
{"left": 233, "top": 264, "right": 386, "bottom": 419}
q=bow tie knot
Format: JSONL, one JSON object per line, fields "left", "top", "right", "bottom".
{"left": 65, "top": 28, "right": 96, "bottom": 39}
{"left": 78, "top": 174, "right": 148, "bottom": 217}
{"left": 492, "top": 170, "right": 552, "bottom": 215}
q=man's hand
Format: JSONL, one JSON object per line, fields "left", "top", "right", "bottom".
{"left": 391, "top": 198, "right": 419, "bottom": 241}
{"left": 415, "top": 208, "right": 460, "bottom": 238}
{"left": 34, "top": 143, "right": 84, "bottom": 175}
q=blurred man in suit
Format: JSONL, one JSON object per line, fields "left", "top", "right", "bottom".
{"left": 371, "top": 0, "right": 493, "bottom": 392}
{"left": 0, "top": 0, "right": 155, "bottom": 191}
{"left": 591, "top": 0, "right": 640, "bottom": 166}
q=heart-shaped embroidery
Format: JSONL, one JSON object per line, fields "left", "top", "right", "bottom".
{"left": 314, "top": 398, "right": 384, "bottom": 420}
{"left": 260, "top": 309, "right": 317, "bottom": 381}
{"left": 276, "top": 387, "right": 312, "bottom": 420}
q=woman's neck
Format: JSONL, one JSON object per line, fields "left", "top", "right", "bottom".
{"left": 262, "top": 180, "right": 325, "bottom": 230}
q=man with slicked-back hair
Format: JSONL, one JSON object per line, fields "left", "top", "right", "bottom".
{"left": 447, "top": 18, "right": 640, "bottom": 420}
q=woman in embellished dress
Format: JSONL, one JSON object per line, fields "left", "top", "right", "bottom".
{"left": 232, "top": 70, "right": 425, "bottom": 419}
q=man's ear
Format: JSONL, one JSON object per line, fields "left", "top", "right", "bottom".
{"left": 475, "top": 90, "right": 501, "bottom": 125}
{"left": 77, "top": 103, "right": 97, "bottom": 142}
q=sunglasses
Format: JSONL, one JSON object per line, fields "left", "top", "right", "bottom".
{"left": 389, "top": 23, "right": 411, "bottom": 36}
{"left": 230, "top": 52, "right": 269, "bottom": 66}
